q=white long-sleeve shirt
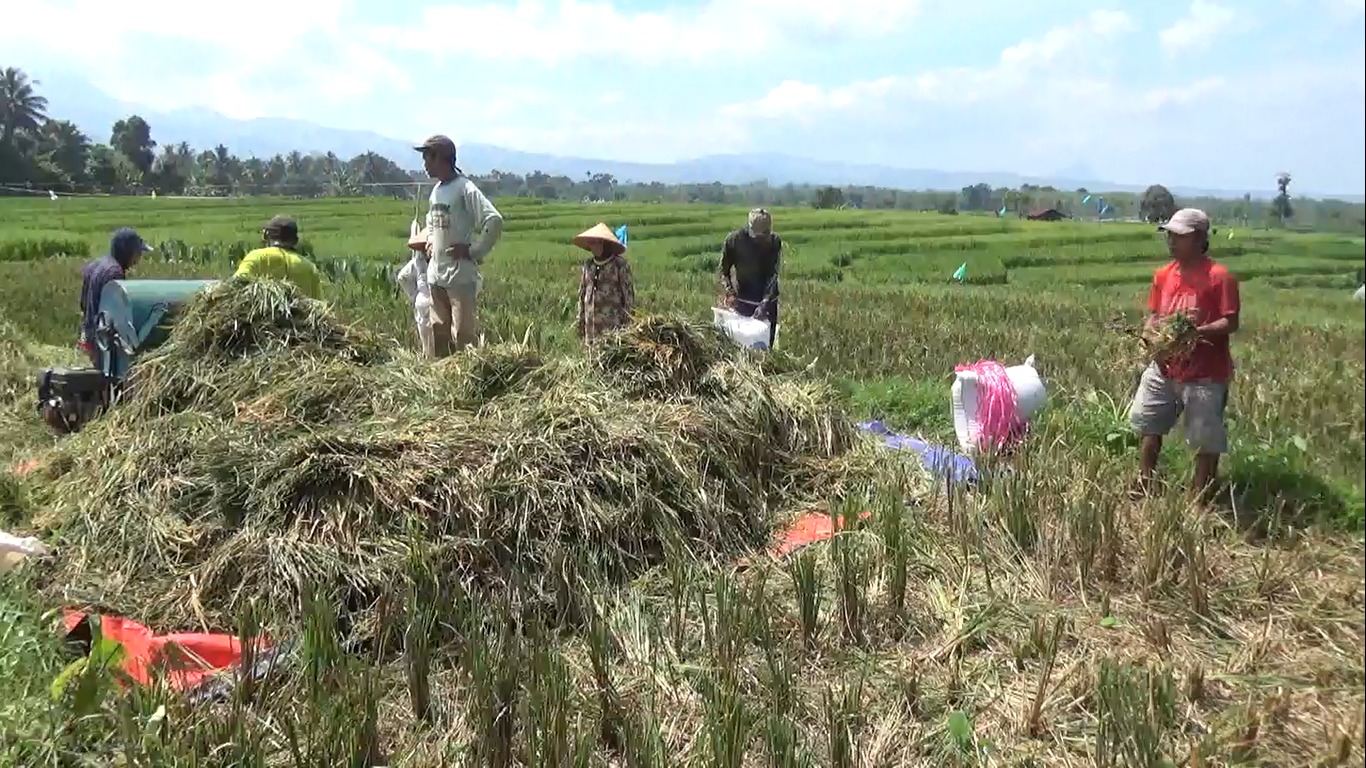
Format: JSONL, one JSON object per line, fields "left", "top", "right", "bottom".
{"left": 397, "top": 253, "right": 432, "bottom": 325}
{"left": 425, "top": 176, "right": 504, "bottom": 288}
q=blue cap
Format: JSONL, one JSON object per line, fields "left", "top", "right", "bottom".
{"left": 110, "top": 227, "right": 153, "bottom": 259}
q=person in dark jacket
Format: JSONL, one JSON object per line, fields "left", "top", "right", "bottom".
{"left": 719, "top": 208, "right": 783, "bottom": 348}
{"left": 78, "top": 227, "right": 152, "bottom": 367}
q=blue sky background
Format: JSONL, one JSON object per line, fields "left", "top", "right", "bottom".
{"left": 6, "top": 0, "right": 1365, "bottom": 193}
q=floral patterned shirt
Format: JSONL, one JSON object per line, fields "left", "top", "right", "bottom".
{"left": 577, "top": 254, "right": 635, "bottom": 343}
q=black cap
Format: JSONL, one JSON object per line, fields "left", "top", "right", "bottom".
{"left": 263, "top": 215, "right": 298, "bottom": 243}
{"left": 110, "top": 227, "right": 153, "bottom": 257}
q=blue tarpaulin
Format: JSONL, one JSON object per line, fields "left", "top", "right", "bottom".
{"left": 857, "top": 420, "right": 980, "bottom": 485}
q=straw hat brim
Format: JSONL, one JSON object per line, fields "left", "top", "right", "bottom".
{"left": 407, "top": 233, "right": 427, "bottom": 252}
{"left": 572, "top": 222, "right": 624, "bottom": 252}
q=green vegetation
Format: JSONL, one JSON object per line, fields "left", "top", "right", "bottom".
{"left": 0, "top": 192, "right": 1362, "bottom": 767}
{"left": 3, "top": 65, "right": 1365, "bottom": 232}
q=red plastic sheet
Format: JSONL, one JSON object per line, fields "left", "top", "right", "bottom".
{"left": 62, "top": 611, "right": 266, "bottom": 691}
{"left": 768, "top": 509, "right": 872, "bottom": 559}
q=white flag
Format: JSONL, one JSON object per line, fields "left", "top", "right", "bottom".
{"left": 49, "top": 190, "right": 58, "bottom": 201}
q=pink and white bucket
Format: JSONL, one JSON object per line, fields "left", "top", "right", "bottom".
{"left": 951, "top": 355, "right": 1047, "bottom": 453}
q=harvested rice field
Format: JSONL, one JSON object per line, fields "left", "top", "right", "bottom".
{"left": 1, "top": 196, "right": 1363, "bottom": 767}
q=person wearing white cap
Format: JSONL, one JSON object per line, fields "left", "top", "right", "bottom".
{"left": 413, "top": 134, "right": 504, "bottom": 357}
{"left": 1128, "top": 207, "right": 1241, "bottom": 500}
{"left": 719, "top": 208, "right": 783, "bottom": 348}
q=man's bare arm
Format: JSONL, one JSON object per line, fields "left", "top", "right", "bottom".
{"left": 718, "top": 235, "right": 736, "bottom": 293}
{"left": 1198, "top": 313, "right": 1239, "bottom": 337}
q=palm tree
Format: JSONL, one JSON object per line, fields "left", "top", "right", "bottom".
{"left": 38, "top": 119, "right": 90, "bottom": 181}
{"left": 1274, "top": 172, "right": 1293, "bottom": 225}
{"left": 0, "top": 67, "right": 49, "bottom": 152}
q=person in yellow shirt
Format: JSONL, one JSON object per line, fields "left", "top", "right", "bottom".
{"left": 233, "top": 215, "right": 323, "bottom": 298}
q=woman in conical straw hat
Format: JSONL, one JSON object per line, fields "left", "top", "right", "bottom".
{"left": 574, "top": 222, "right": 635, "bottom": 344}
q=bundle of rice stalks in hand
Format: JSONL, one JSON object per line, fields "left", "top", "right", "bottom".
{"left": 1142, "top": 312, "right": 1199, "bottom": 363}
{"left": 1105, "top": 310, "right": 1200, "bottom": 368}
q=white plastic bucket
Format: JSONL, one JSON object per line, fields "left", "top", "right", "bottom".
{"left": 951, "top": 355, "right": 1047, "bottom": 452}
{"left": 1004, "top": 357, "right": 1047, "bottom": 419}
{"left": 712, "top": 307, "right": 771, "bottom": 350}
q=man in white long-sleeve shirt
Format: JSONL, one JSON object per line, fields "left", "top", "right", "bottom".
{"left": 413, "top": 134, "right": 504, "bottom": 357}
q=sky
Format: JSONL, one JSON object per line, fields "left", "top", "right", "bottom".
{"left": 5, "top": 0, "right": 1365, "bottom": 194}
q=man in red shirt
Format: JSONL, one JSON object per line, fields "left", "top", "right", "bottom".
{"left": 1128, "top": 207, "right": 1240, "bottom": 499}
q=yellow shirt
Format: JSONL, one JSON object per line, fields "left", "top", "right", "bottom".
{"left": 233, "top": 246, "right": 323, "bottom": 299}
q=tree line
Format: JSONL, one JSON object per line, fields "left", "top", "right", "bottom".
{"left": 2, "top": 66, "right": 1362, "bottom": 234}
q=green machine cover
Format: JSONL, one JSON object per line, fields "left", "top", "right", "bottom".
{"left": 95, "top": 279, "right": 218, "bottom": 378}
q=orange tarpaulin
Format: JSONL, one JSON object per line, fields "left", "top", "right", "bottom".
{"left": 62, "top": 611, "right": 267, "bottom": 691}
{"left": 767, "top": 509, "right": 872, "bottom": 559}
{"left": 10, "top": 457, "right": 42, "bottom": 476}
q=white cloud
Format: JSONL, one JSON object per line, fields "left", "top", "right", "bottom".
{"left": 1322, "top": 0, "right": 1365, "bottom": 17}
{"left": 2, "top": 1, "right": 1361, "bottom": 192}
{"left": 1136, "top": 77, "right": 1226, "bottom": 110}
{"left": 715, "top": 11, "right": 1364, "bottom": 191}
{"left": 1158, "top": 1, "right": 1244, "bottom": 58}
{"left": 737, "top": 78, "right": 904, "bottom": 121}
{"left": 722, "top": 9, "right": 1137, "bottom": 121}
{"left": 1, "top": 0, "right": 411, "bottom": 120}
{"left": 7, "top": 0, "right": 351, "bottom": 47}
{"left": 998, "top": 9, "right": 1135, "bottom": 70}
{"left": 370, "top": 0, "right": 926, "bottom": 64}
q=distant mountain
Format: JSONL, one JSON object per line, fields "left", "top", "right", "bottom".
{"left": 29, "top": 69, "right": 1366, "bottom": 203}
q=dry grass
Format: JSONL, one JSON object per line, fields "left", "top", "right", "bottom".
{"left": 0, "top": 265, "right": 1360, "bottom": 766}
{"left": 17, "top": 472, "right": 1357, "bottom": 766}
{"left": 27, "top": 279, "right": 889, "bottom": 642}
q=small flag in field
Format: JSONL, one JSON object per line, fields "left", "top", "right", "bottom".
{"left": 49, "top": 190, "right": 58, "bottom": 201}
{"left": 997, "top": 205, "right": 1006, "bottom": 216}
{"left": 1227, "top": 229, "right": 1235, "bottom": 240}
{"left": 615, "top": 224, "right": 628, "bottom": 245}
{"left": 952, "top": 262, "right": 968, "bottom": 281}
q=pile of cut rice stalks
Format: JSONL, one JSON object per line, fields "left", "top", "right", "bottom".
{"left": 28, "top": 279, "right": 917, "bottom": 637}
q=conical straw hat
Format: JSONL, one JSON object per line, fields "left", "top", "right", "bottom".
{"left": 572, "top": 222, "right": 624, "bottom": 252}
{"left": 407, "top": 218, "right": 427, "bottom": 251}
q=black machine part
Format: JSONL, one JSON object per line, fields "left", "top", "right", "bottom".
{"left": 36, "top": 367, "right": 111, "bottom": 434}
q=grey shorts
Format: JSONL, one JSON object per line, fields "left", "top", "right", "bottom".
{"left": 1128, "top": 363, "right": 1230, "bottom": 454}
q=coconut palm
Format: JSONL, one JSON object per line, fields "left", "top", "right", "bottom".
{"left": 38, "top": 119, "right": 91, "bottom": 182}
{"left": 0, "top": 67, "right": 49, "bottom": 152}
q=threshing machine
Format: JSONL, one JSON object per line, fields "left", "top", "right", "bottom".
{"left": 36, "top": 279, "right": 218, "bottom": 433}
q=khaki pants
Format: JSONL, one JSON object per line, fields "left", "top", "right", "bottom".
{"left": 429, "top": 281, "right": 478, "bottom": 357}
{"left": 1128, "top": 363, "right": 1230, "bottom": 454}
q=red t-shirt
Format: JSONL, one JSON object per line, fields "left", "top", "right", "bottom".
{"left": 1147, "top": 259, "right": 1240, "bottom": 382}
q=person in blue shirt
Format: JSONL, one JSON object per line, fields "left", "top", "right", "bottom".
{"left": 78, "top": 227, "right": 152, "bottom": 367}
